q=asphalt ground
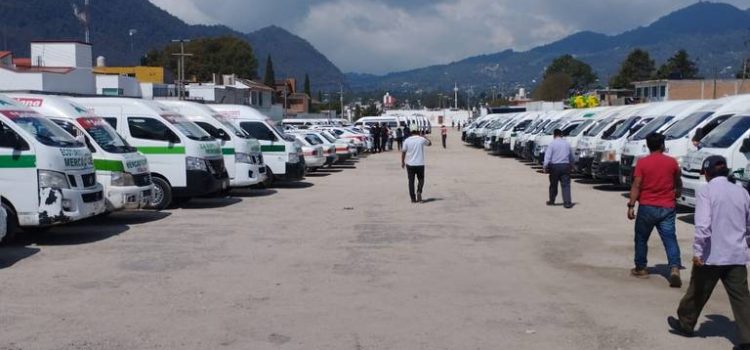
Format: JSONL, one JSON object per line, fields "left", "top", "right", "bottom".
{"left": 0, "top": 132, "right": 739, "bottom": 350}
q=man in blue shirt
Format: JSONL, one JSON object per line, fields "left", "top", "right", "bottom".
{"left": 543, "top": 129, "right": 574, "bottom": 209}
{"left": 668, "top": 156, "right": 750, "bottom": 349}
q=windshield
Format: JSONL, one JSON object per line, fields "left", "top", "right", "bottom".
{"left": 585, "top": 117, "right": 614, "bottom": 137}
{"left": 2, "top": 111, "right": 83, "bottom": 148}
{"left": 77, "top": 117, "right": 135, "bottom": 153}
{"left": 161, "top": 114, "right": 213, "bottom": 141}
{"left": 569, "top": 120, "right": 595, "bottom": 137}
{"left": 543, "top": 120, "right": 564, "bottom": 135}
{"left": 321, "top": 132, "right": 338, "bottom": 142}
{"left": 533, "top": 120, "right": 551, "bottom": 133}
{"left": 305, "top": 134, "right": 323, "bottom": 145}
{"left": 700, "top": 115, "right": 750, "bottom": 149}
{"left": 631, "top": 116, "right": 675, "bottom": 141}
{"left": 606, "top": 116, "right": 643, "bottom": 140}
{"left": 664, "top": 112, "right": 714, "bottom": 140}
{"left": 213, "top": 114, "right": 249, "bottom": 138}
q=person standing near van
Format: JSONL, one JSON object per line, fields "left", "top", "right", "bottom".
{"left": 402, "top": 131, "right": 432, "bottom": 203}
{"left": 371, "top": 124, "right": 381, "bottom": 153}
{"left": 440, "top": 125, "right": 448, "bottom": 148}
{"left": 395, "top": 127, "right": 404, "bottom": 151}
{"left": 628, "top": 133, "right": 683, "bottom": 288}
{"left": 543, "top": 129, "right": 574, "bottom": 209}
{"left": 667, "top": 155, "right": 750, "bottom": 348}
{"left": 381, "top": 125, "right": 390, "bottom": 152}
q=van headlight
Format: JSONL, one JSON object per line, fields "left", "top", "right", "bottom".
{"left": 186, "top": 156, "right": 208, "bottom": 172}
{"left": 111, "top": 171, "right": 135, "bottom": 186}
{"left": 235, "top": 152, "right": 253, "bottom": 164}
{"left": 38, "top": 170, "right": 70, "bottom": 189}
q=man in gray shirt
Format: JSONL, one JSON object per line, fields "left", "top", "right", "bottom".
{"left": 543, "top": 129, "right": 574, "bottom": 209}
{"left": 668, "top": 155, "right": 750, "bottom": 349}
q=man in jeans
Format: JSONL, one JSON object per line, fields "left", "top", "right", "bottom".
{"left": 401, "top": 130, "right": 432, "bottom": 203}
{"left": 628, "top": 133, "right": 682, "bottom": 288}
{"left": 667, "top": 156, "right": 750, "bottom": 348}
{"left": 543, "top": 129, "right": 574, "bottom": 209}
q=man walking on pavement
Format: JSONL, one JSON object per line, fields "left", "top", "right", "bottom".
{"left": 402, "top": 130, "right": 432, "bottom": 203}
{"left": 440, "top": 124, "right": 448, "bottom": 149}
{"left": 543, "top": 129, "right": 574, "bottom": 209}
{"left": 372, "top": 123, "right": 381, "bottom": 153}
{"left": 628, "top": 133, "right": 683, "bottom": 288}
{"left": 667, "top": 156, "right": 750, "bottom": 349}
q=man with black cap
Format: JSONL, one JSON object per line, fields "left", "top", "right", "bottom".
{"left": 543, "top": 129, "right": 574, "bottom": 209}
{"left": 668, "top": 155, "right": 750, "bottom": 349}
{"left": 628, "top": 133, "right": 683, "bottom": 288}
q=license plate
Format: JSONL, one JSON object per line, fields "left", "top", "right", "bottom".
{"left": 142, "top": 189, "right": 151, "bottom": 197}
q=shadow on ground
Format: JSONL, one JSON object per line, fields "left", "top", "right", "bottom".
{"left": 694, "top": 314, "right": 738, "bottom": 345}
{"left": 230, "top": 188, "right": 278, "bottom": 198}
{"left": 306, "top": 173, "right": 331, "bottom": 178}
{"left": 0, "top": 246, "right": 40, "bottom": 269}
{"left": 593, "top": 184, "right": 629, "bottom": 192}
{"left": 678, "top": 214, "right": 695, "bottom": 225}
{"left": 179, "top": 197, "right": 243, "bottom": 209}
{"left": 421, "top": 198, "right": 444, "bottom": 204}
{"left": 274, "top": 182, "right": 315, "bottom": 189}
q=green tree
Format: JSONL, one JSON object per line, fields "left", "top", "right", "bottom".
{"left": 544, "top": 54, "right": 598, "bottom": 92}
{"left": 610, "top": 49, "right": 656, "bottom": 89}
{"left": 143, "top": 36, "right": 258, "bottom": 82}
{"left": 303, "top": 74, "right": 311, "bottom": 97}
{"left": 656, "top": 49, "right": 699, "bottom": 79}
{"left": 533, "top": 72, "right": 574, "bottom": 101}
{"left": 264, "top": 55, "right": 276, "bottom": 87}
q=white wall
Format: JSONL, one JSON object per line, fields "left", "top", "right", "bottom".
{"left": 31, "top": 42, "right": 92, "bottom": 68}
{"left": 95, "top": 75, "right": 141, "bottom": 97}
{"left": 0, "top": 68, "right": 95, "bottom": 95}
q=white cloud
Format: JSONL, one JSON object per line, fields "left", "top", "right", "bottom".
{"left": 148, "top": 0, "right": 750, "bottom": 74}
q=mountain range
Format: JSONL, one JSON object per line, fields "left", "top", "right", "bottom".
{"left": 0, "top": 0, "right": 346, "bottom": 91}
{"left": 348, "top": 2, "right": 750, "bottom": 93}
{"left": 2, "top": 1, "right": 750, "bottom": 95}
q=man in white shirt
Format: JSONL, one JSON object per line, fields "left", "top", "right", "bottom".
{"left": 401, "top": 131, "right": 432, "bottom": 203}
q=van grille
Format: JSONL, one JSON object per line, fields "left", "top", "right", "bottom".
{"left": 207, "top": 159, "right": 227, "bottom": 177}
{"left": 82, "top": 191, "right": 103, "bottom": 203}
{"left": 81, "top": 173, "right": 97, "bottom": 188}
{"left": 133, "top": 173, "right": 152, "bottom": 187}
{"left": 682, "top": 188, "right": 696, "bottom": 199}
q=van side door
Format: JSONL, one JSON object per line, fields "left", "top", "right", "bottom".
{"left": 0, "top": 120, "right": 37, "bottom": 223}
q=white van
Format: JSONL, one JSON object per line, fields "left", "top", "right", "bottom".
{"left": 70, "top": 97, "right": 229, "bottom": 209}
{"left": 591, "top": 102, "right": 690, "bottom": 182}
{"left": 208, "top": 104, "right": 305, "bottom": 183}
{"left": 9, "top": 93, "right": 154, "bottom": 212}
{"left": 575, "top": 105, "right": 643, "bottom": 175}
{"left": 619, "top": 100, "right": 712, "bottom": 185}
{"left": 159, "top": 101, "right": 266, "bottom": 188}
{"left": 0, "top": 95, "right": 105, "bottom": 241}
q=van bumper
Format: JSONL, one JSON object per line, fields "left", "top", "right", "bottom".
{"left": 174, "top": 170, "right": 230, "bottom": 198}
{"left": 277, "top": 160, "right": 305, "bottom": 181}
{"left": 106, "top": 184, "right": 153, "bottom": 211}
{"left": 26, "top": 185, "right": 107, "bottom": 227}
{"left": 231, "top": 163, "right": 267, "bottom": 188}
{"left": 592, "top": 160, "right": 620, "bottom": 182}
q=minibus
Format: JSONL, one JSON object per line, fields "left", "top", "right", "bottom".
{"left": 159, "top": 100, "right": 266, "bottom": 188}
{"left": 0, "top": 95, "right": 105, "bottom": 242}
{"left": 209, "top": 104, "right": 305, "bottom": 184}
{"left": 9, "top": 93, "right": 153, "bottom": 212}
{"left": 70, "top": 97, "right": 229, "bottom": 209}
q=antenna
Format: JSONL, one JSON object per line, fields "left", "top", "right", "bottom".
{"left": 72, "top": 0, "right": 91, "bottom": 43}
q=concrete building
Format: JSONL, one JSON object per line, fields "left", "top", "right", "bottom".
{"left": 633, "top": 79, "right": 750, "bottom": 102}
{"left": 185, "top": 75, "right": 275, "bottom": 110}
{"left": 93, "top": 66, "right": 166, "bottom": 84}
{"left": 0, "top": 41, "right": 96, "bottom": 95}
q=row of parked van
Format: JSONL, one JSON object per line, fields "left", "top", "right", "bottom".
{"left": 462, "top": 95, "right": 750, "bottom": 208}
{"left": 0, "top": 93, "right": 364, "bottom": 244}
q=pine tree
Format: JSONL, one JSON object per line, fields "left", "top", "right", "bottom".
{"left": 610, "top": 49, "right": 656, "bottom": 89}
{"left": 544, "top": 54, "right": 598, "bottom": 92}
{"left": 303, "top": 74, "right": 311, "bottom": 97}
{"left": 657, "top": 50, "right": 699, "bottom": 80}
{"left": 263, "top": 55, "right": 275, "bottom": 87}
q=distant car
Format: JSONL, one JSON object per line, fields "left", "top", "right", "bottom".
{"left": 292, "top": 134, "right": 326, "bottom": 171}
{"left": 290, "top": 130, "right": 338, "bottom": 166}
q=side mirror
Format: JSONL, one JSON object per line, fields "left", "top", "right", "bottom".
{"left": 164, "top": 130, "right": 180, "bottom": 143}
{"left": 741, "top": 138, "right": 750, "bottom": 153}
{"left": 217, "top": 129, "right": 229, "bottom": 140}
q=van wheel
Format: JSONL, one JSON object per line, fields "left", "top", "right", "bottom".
{"left": 147, "top": 177, "right": 172, "bottom": 211}
{"left": 261, "top": 167, "right": 274, "bottom": 188}
{"left": 0, "top": 203, "right": 18, "bottom": 245}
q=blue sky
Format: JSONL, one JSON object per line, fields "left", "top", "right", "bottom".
{"left": 149, "top": 0, "right": 750, "bottom": 74}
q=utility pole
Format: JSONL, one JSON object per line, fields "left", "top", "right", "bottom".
{"left": 453, "top": 83, "right": 459, "bottom": 110}
{"left": 283, "top": 84, "right": 288, "bottom": 118}
{"left": 339, "top": 84, "right": 344, "bottom": 120}
{"left": 72, "top": 0, "right": 91, "bottom": 43}
{"left": 171, "top": 39, "right": 193, "bottom": 100}
{"left": 129, "top": 29, "right": 138, "bottom": 59}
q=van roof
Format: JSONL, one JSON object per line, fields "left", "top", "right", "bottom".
{"left": 0, "top": 94, "right": 35, "bottom": 112}
{"left": 158, "top": 100, "right": 218, "bottom": 118}
{"left": 69, "top": 97, "right": 174, "bottom": 116}
{"left": 5, "top": 93, "right": 96, "bottom": 120}
{"left": 208, "top": 104, "right": 269, "bottom": 121}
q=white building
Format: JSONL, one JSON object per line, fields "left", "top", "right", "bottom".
{"left": 0, "top": 41, "right": 96, "bottom": 95}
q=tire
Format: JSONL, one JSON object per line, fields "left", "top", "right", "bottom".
{"left": 147, "top": 177, "right": 172, "bottom": 211}
{"left": 0, "top": 203, "right": 17, "bottom": 245}
{"left": 261, "top": 166, "right": 274, "bottom": 188}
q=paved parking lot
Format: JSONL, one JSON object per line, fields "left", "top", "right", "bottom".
{"left": 0, "top": 133, "right": 738, "bottom": 350}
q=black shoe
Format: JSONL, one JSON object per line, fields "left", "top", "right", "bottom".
{"left": 667, "top": 316, "right": 694, "bottom": 337}
{"left": 734, "top": 344, "right": 750, "bottom": 350}
{"left": 564, "top": 203, "right": 574, "bottom": 209}
{"left": 546, "top": 201, "right": 555, "bottom": 206}
{"left": 417, "top": 193, "right": 423, "bottom": 203}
